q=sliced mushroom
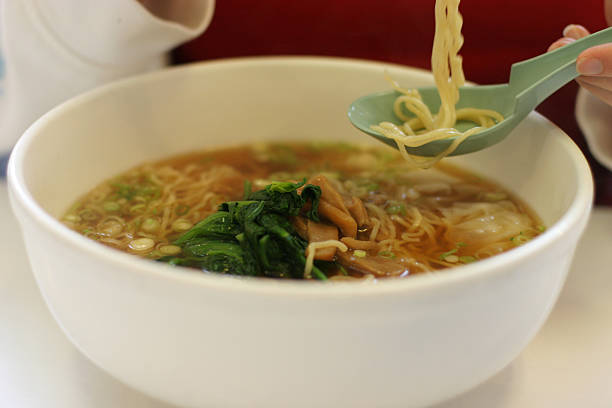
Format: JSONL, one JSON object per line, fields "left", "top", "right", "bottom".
{"left": 304, "top": 220, "right": 339, "bottom": 261}
{"left": 340, "top": 237, "right": 379, "bottom": 251}
{"left": 344, "top": 196, "right": 370, "bottom": 227}
{"left": 336, "top": 251, "right": 408, "bottom": 277}
{"left": 306, "top": 174, "right": 349, "bottom": 213}
{"left": 318, "top": 200, "right": 357, "bottom": 238}
{"left": 291, "top": 216, "right": 309, "bottom": 241}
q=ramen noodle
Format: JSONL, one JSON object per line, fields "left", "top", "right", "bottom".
{"left": 62, "top": 142, "right": 544, "bottom": 280}
{"left": 372, "top": 0, "right": 503, "bottom": 168}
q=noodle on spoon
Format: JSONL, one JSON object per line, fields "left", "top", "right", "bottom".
{"left": 372, "top": 0, "right": 503, "bottom": 168}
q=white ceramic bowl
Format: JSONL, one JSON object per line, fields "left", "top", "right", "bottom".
{"left": 8, "top": 57, "right": 593, "bottom": 408}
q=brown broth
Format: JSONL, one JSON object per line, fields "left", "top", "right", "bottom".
{"left": 62, "top": 142, "right": 544, "bottom": 279}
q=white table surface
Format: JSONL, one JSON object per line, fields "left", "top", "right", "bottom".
{"left": 1, "top": 180, "right": 611, "bottom": 408}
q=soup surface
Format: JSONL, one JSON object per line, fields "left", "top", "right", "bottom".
{"left": 62, "top": 142, "right": 543, "bottom": 280}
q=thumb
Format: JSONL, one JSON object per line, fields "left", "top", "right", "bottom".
{"left": 576, "top": 43, "right": 612, "bottom": 76}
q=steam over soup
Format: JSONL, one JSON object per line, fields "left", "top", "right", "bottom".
{"left": 62, "top": 142, "right": 544, "bottom": 280}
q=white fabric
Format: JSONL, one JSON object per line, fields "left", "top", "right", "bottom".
{"left": 576, "top": 87, "right": 612, "bottom": 171}
{"left": 0, "top": 0, "right": 214, "bottom": 152}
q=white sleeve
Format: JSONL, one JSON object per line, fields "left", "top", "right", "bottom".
{"left": 576, "top": 87, "right": 612, "bottom": 171}
{"left": 32, "top": 0, "right": 214, "bottom": 67}
{"left": 0, "top": 0, "right": 214, "bottom": 153}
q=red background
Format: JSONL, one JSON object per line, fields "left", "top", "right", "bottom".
{"left": 174, "top": 1, "right": 611, "bottom": 205}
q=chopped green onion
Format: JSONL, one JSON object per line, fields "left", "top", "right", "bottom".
{"left": 199, "top": 156, "right": 215, "bottom": 164}
{"left": 112, "top": 182, "right": 160, "bottom": 201}
{"left": 353, "top": 250, "right": 367, "bottom": 258}
{"left": 356, "top": 179, "right": 379, "bottom": 192}
{"left": 100, "top": 220, "right": 123, "bottom": 236}
{"left": 456, "top": 242, "right": 467, "bottom": 248}
{"left": 386, "top": 200, "right": 406, "bottom": 215}
{"left": 459, "top": 255, "right": 476, "bottom": 264}
{"left": 338, "top": 264, "right": 348, "bottom": 276}
{"left": 130, "top": 203, "right": 146, "bottom": 214}
{"left": 103, "top": 201, "right": 120, "bottom": 212}
{"left": 378, "top": 251, "right": 396, "bottom": 259}
{"left": 159, "top": 245, "right": 182, "bottom": 256}
{"left": 439, "top": 248, "right": 458, "bottom": 260}
{"left": 445, "top": 255, "right": 459, "bottom": 263}
{"left": 147, "top": 250, "right": 163, "bottom": 259}
{"left": 307, "top": 141, "right": 356, "bottom": 152}
{"left": 78, "top": 209, "right": 99, "bottom": 221}
{"left": 333, "top": 142, "right": 358, "bottom": 152}
{"left": 141, "top": 218, "right": 160, "bottom": 233}
{"left": 268, "top": 146, "right": 299, "bottom": 166}
{"left": 366, "top": 183, "right": 379, "bottom": 192}
{"left": 175, "top": 204, "right": 190, "bottom": 216}
{"left": 138, "top": 186, "right": 161, "bottom": 199}
{"left": 129, "top": 218, "right": 143, "bottom": 229}
{"left": 537, "top": 225, "right": 546, "bottom": 232}
{"left": 129, "top": 238, "right": 155, "bottom": 252}
{"left": 482, "top": 192, "right": 507, "bottom": 201}
{"left": 172, "top": 219, "right": 193, "bottom": 232}
{"left": 64, "top": 214, "right": 81, "bottom": 223}
{"left": 318, "top": 171, "right": 340, "bottom": 180}
{"left": 67, "top": 202, "right": 82, "bottom": 213}
{"left": 375, "top": 151, "right": 396, "bottom": 164}
{"left": 113, "top": 182, "right": 136, "bottom": 200}
{"left": 510, "top": 232, "right": 529, "bottom": 245}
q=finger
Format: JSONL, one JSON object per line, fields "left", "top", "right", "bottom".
{"left": 576, "top": 78, "right": 612, "bottom": 106}
{"left": 548, "top": 37, "right": 575, "bottom": 52}
{"left": 576, "top": 43, "right": 612, "bottom": 76}
{"left": 576, "top": 75, "right": 612, "bottom": 89}
{"left": 563, "top": 24, "right": 590, "bottom": 40}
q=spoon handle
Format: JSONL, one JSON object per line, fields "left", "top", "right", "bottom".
{"left": 507, "top": 26, "right": 612, "bottom": 112}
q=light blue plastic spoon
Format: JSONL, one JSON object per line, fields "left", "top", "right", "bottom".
{"left": 348, "top": 26, "right": 612, "bottom": 157}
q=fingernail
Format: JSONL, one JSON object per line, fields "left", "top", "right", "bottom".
{"left": 563, "top": 24, "right": 589, "bottom": 39}
{"left": 563, "top": 24, "right": 577, "bottom": 37}
{"left": 577, "top": 58, "right": 603, "bottom": 75}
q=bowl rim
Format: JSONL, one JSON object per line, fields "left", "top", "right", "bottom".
{"left": 7, "top": 56, "right": 594, "bottom": 298}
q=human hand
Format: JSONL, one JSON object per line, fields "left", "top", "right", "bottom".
{"left": 549, "top": 24, "right": 612, "bottom": 106}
